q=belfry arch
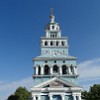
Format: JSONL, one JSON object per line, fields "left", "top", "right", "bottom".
{"left": 53, "top": 65, "right": 59, "bottom": 74}
{"left": 44, "top": 65, "right": 50, "bottom": 75}
{"left": 62, "top": 65, "right": 68, "bottom": 74}
{"left": 38, "top": 66, "right": 41, "bottom": 75}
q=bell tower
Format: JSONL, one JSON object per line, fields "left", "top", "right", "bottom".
{"left": 31, "top": 10, "right": 82, "bottom": 100}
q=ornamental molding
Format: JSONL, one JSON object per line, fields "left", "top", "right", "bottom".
{"left": 41, "top": 46, "right": 67, "bottom": 48}
{"left": 31, "top": 87, "right": 82, "bottom": 93}
{"left": 33, "top": 56, "right": 77, "bottom": 61}
{"left": 41, "top": 37, "right": 68, "bottom": 40}
{"left": 32, "top": 74, "right": 79, "bottom": 78}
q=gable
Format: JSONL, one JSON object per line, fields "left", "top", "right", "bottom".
{"left": 43, "top": 80, "right": 72, "bottom": 88}
{"left": 33, "top": 77, "right": 79, "bottom": 88}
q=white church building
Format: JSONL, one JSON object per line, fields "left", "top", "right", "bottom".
{"left": 31, "top": 10, "right": 82, "bottom": 100}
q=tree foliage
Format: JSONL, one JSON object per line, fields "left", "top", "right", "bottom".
{"left": 82, "top": 84, "right": 100, "bottom": 100}
{"left": 7, "top": 87, "right": 31, "bottom": 100}
{"left": 7, "top": 94, "right": 19, "bottom": 100}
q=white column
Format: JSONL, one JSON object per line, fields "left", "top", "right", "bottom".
{"left": 50, "top": 25, "right": 52, "bottom": 30}
{"left": 48, "top": 41, "right": 50, "bottom": 46}
{"left": 38, "top": 95, "right": 41, "bottom": 100}
{"left": 59, "top": 66, "right": 62, "bottom": 75}
{"left": 75, "top": 66, "right": 77, "bottom": 74}
{"left": 33, "top": 95, "right": 36, "bottom": 100}
{"left": 68, "top": 66, "right": 71, "bottom": 74}
{"left": 41, "top": 66, "right": 44, "bottom": 75}
{"left": 72, "top": 95, "right": 76, "bottom": 100}
{"left": 61, "top": 94, "right": 65, "bottom": 100}
{"left": 78, "top": 95, "right": 81, "bottom": 100}
{"left": 49, "top": 94, "right": 52, "bottom": 100}
{"left": 73, "top": 66, "right": 77, "bottom": 74}
{"left": 50, "top": 66, "right": 53, "bottom": 75}
{"left": 54, "top": 40, "right": 56, "bottom": 46}
{"left": 36, "top": 66, "right": 38, "bottom": 75}
{"left": 59, "top": 40, "right": 62, "bottom": 46}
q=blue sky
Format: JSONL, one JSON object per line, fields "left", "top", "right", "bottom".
{"left": 0, "top": 0, "right": 100, "bottom": 99}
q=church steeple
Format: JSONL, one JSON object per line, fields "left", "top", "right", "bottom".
{"left": 31, "top": 10, "right": 82, "bottom": 100}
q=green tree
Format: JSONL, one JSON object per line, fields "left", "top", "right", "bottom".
{"left": 7, "top": 87, "right": 31, "bottom": 100}
{"left": 82, "top": 84, "right": 100, "bottom": 100}
{"left": 7, "top": 94, "right": 19, "bottom": 100}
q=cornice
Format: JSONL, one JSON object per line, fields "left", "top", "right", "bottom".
{"left": 41, "top": 37, "right": 68, "bottom": 40}
{"left": 31, "top": 87, "right": 82, "bottom": 92}
{"left": 33, "top": 56, "right": 77, "bottom": 61}
{"left": 32, "top": 74, "right": 79, "bottom": 78}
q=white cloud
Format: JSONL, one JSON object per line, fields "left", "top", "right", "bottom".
{"left": 78, "top": 58, "right": 100, "bottom": 90}
{"left": 78, "top": 58, "right": 100, "bottom": 79}
{"left": 0, "top": 77, "right": 34, "bottom": 100}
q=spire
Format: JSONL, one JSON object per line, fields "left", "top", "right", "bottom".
{"left": 50, "top": 8, "right": 55, "bottom": 23}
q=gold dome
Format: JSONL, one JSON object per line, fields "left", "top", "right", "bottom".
{"left": 50, "top": 15, "right": 55, "bottom": 19}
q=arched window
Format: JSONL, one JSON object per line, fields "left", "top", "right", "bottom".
{"left": 56, "top": 41, "right": 59, "bottom": 46}
{"left": 53, "top": 65, "right": 59, "bottom": 73}
{"left": 38, "top": 66, "right": 41, "bottom": 75}
{"left": 50, "top": 41, "right": 53, "bottom": 46}
{"left": 63, "top": 61, "right": 65, "bottom": 63}
{"left": 62, "top": 41, "right": 65, "bottom": 46}
{"left": 52, "top": 26, "right": 55, "bottom": 29}
{"left": 62, "top": 65, "right": 67, "bottom": 74}
{"left": 45, "top": 41, "right": 48, "bottom": 46}
{"left": 44, "top": 65, "right": 50, "bottom": 75}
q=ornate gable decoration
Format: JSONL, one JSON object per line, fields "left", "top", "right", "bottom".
{"left": 50, "top": 81, "right": 63, "bottom": 88}
{"left": 33, "top": 77, "right": 78, "bottom": 88}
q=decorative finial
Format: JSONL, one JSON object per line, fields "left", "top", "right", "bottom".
{"left": 50, "top": 8, "right": 55, "bottom": 23}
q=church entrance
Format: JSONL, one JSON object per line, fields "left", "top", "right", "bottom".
{"left": 53, "top": 95, "right": 61, "bottom": 100}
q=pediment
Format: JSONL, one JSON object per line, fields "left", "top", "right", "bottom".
{"left": 33, "top": 77, "right": 78, "bottom": 88}
{"left": 45, "top": 80, "right": 74, "bottom": 88}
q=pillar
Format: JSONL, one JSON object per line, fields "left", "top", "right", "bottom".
{"left": 49, "top": 94, "right": 52, "bottom": 100}
{"left": 33, "top": 95, "right": 36, "bottom": 100}
{"left": 36, "top": 66, "right": 38, "bottom": 75}
{"left": 75, "top": 66, "right": 77, "bottom": 74}
{"left": 50, "top": 66, "right": 53, "bottom": 75}
{"left": 54, "top": 40, "right": 56, "bottom": 46}
{"left": 41, "top": 66, "right": 44, "bottom": 75}
{"left": 59, "top": 40, "right": 62, "bottom": 46}
{"left": 72, "top": 95, "right": 76, "bottom": 100}
{"left": 61, "top": 94, "right": 65, "bottom": 100}
{"left": 59, "top": 66, "right": 62, "bottom": 75}
{"left": 48, "top": 41, "right": 50, "bottom": 46}
{"left": 68, "top": 66, "right": 71, "bottom": 74}
{"left": 73, "top": 66, "right": 77, "bottom": 74}
{"left": 78, "top": 95, "right": 81, "bottom": 100}
{"left": 38, "top": 95, "right": 41, "bottom": 100}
